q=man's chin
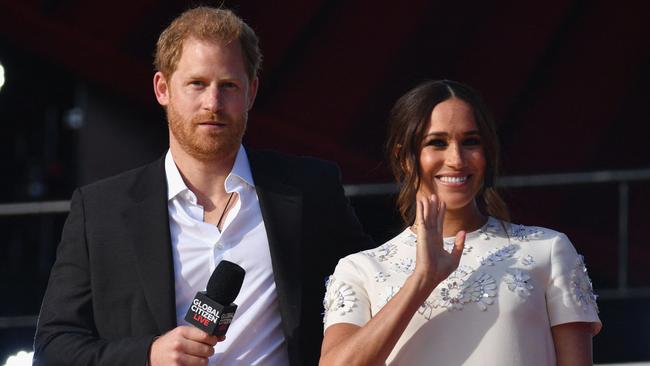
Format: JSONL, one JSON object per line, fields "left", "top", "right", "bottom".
{"left": 185, "top": 141, "right": 240, "bottom": 162}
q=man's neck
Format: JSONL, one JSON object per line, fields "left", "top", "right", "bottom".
{"left": 170, "top": 144, "right": 238, "bottom": 200}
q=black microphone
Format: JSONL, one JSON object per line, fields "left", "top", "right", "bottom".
{"left": 184, "top": 260, "right": 245, "bottom": 336}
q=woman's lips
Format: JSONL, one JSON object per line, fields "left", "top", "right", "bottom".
{"left": 435, "top": 175, "right": 470, "bottom": 186}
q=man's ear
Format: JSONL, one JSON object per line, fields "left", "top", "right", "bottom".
{"left": 247, "top": 76, "right": 259, "bottom": 111}
{"left": 153, "top": 71, "right": 170, "bottom": 106}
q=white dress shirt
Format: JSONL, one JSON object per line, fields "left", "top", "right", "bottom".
{"left": 165, "top": 146, "right": 289, "bottom": 365}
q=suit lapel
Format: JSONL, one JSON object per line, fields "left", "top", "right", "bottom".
{"left": 249, "top": 151, "right": 303, "bottom": 345}
{"left": 122, "top": 158, "right": 177, "bottom": 334}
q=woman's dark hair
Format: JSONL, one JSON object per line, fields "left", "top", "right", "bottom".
{"left": 386, "top": 79, "right": 510, "bottom": 225}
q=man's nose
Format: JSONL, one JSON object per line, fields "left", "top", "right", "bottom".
{"left": 203, "top": 85, "right": 221, "bottom": 112}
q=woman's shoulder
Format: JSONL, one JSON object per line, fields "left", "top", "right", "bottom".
{"left": 336, "top": 227, "right": 414, "bottom": 270}
{"left": 479, "top": 217, "right": 569, "bottom": 243}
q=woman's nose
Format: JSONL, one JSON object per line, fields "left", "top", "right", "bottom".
{"left": 445, "top": 143, "right": 466, "bottom": 168}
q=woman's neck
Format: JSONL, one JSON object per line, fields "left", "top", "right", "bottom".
{"left": 442, "top": 203, "right": 487, "bottom": 237}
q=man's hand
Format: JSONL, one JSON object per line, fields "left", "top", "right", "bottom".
{"left": 149, "top": 326, "right": 225, "bottom": 366}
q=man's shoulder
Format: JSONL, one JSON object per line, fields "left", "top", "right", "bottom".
{"left": 78, "top": 157, "right": 164, "bottom": 198}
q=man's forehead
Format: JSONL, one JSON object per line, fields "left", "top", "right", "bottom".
{"left": 181, "top": 36, "right": 238, "bottom": 51}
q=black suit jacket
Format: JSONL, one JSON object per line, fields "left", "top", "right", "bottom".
{"left": 33, "top": 149, "right": 373, "bottom": 366}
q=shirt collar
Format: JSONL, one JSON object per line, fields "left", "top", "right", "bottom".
{"left": 227, "top": 145, "right": 255, "bottom": 191}
{"left": 165, "top": 150, "right": 189, "bottom": 201}
{"left": 164, "top": 145, "right": 255, "bottom": 201}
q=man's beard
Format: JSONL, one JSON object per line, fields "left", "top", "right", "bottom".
{"left": 167, "top": 104, "right": 246, "bottom": 162}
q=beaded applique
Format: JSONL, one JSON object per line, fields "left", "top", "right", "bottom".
{"left": 405, "top": 231, "right": 417, "bottom": 247}
{"left": 363, "top": 242, "right": 398, "bottom": 262}
{"left": 392, "top": 258, "right": 415, "bottom": 274}
{"left": 378, "top": 285, "right": 402, "bottom": 308}
{"left": 418, "top": 300, "right": 436, "bottom": 319}
{"left": 374, "top": 271, "right": 390, "bottom": 283}
{"left": 478, "top": 221, "right": 501, "bottom": 240}
{"left": 430, "top": 266, "right": 497, "bottom": 311}
{"left": 570, "top": 255, "right": 599, "bottom": 313}
{"left": 521, "top": 255, "right": 535, "bottom": 266}
{"left": 509, "top": 225, "right": 544, "bottom": 241}
{"left": 323, "top": 276, "right": 358, "bottom": 322}
{"left": 444, "top": 239, "right": 473, "bottom": 255}
{"left": 477, "top": 244, "right": 518, "bottom": 266}
{"left": 504, "top": 269, "right": 534, "bottom": 299}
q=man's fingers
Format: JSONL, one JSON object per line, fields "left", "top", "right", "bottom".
{"left": 173, "top": 353, "right": 210, "bottom": 366}
{"left": 150, "top": 326, "right": 217, "bottom": 366}
{"left": 180, "top": 326, "right": 220, "bottom": 346}
{"left": 178, "top": 339, "right": 215, "bottom": 358}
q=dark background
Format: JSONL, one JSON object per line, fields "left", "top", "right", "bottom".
{"left": 0, "top": 0, "right": 649, "bottom": 363}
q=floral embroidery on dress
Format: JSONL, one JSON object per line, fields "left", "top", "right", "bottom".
{"left": 374, "top": 271, "right": 390, "bottom": 282}
{"left": 521, "top": 255, "right": 535, "bottom": 266}
{"left": 392, "top": 258, "right": 415, "bottom": 274}
{"left": 477, "top": 244, "right": 518, "bottom": 266}
{"left": 444, "top": 239, "right": 473, "bottom": 255}
{"left": 509, "top": 225, "right": 544, "bottom": 241}
{"left": 362, "top": 242, "right": 398, "bottom": 261}
{"left": 462, "top": 272, "right": 498, "bottom": 311}
{"left": 378, "top": 285, "right": 402, "bottom": 308}
{"left": 405, "top": 231, "right": 417, "bottom": 247}
{"left": 418, "top": 299, "right": 436, "bottom": 320}
{"left": 431, "top": 266, "right": 497, "bottom": 311}
{"left": 323, "top": 276, "right": 358, "bottom": 323}
{"left": 570, "top": 255, "right": 599, "bottom": 313}
{"left": 504, "top": 269, "right": 534, "bottom": 299}
{"left": 479, "top": 222, "right": 500, "bottom": 240}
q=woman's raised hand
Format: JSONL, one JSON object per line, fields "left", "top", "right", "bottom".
{"left": 413, "top": 194, "right": 465, "bottom": 291}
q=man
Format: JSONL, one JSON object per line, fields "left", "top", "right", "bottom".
{"left": 33, "top": 7, "right": 372, "bottom": 366}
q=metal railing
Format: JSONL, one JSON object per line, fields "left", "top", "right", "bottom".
{"left": 341, "top": 168, "right": 650, "bottom": 300}
{"left": 1, "top": 168, "right": 649, "bottom": 330}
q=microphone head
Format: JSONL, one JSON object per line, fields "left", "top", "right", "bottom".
{"left": 206, "top": 260, "right": 245, "bottom": 304}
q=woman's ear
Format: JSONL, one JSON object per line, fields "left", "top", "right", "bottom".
{"left": 395, "top": 145, "right": 415, "bottom": 176}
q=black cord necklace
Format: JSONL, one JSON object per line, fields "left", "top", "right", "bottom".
{"left": 216, "top": 192, "right": 235, "bottom": 230}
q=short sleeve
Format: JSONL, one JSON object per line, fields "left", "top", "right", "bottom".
{"left": 323, "top": 256, "right": 372, "bottom": 332}
{"left": 546, "top": 233, "right": 602, "bottom": 334}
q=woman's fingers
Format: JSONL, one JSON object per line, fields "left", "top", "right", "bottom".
{"left": 436, "top": 199, "right": 445, "bottom": 235}
{"left": 415, "top": 197, "right": 424, "bottom": 229}
{"left": 451, "top": 230, "right": 466, "bottom": 260}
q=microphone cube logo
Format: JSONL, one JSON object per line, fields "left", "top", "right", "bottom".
{"left": 185, "top": 292, "right": 237, "bottom": 336}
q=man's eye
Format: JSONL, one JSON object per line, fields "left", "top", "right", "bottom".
{"left": 221, "top": 82, "right": 238, "bottom": 89}
{"left": 190, "top": 81, "right": 205, "bottom": 87}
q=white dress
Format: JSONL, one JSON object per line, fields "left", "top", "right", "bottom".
{"left": 323, "top": 217, "right": 601, "bottom": 365}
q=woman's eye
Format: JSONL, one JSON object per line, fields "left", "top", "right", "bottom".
{"left": 463, "top": 138, "right": 481, "bottom": 146}
{"left": 427, "top": 139, "right": 447, "bottom": 147}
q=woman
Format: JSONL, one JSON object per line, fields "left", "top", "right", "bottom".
{"left": 320, "top": 80, "right": 601, "bottom": 365}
